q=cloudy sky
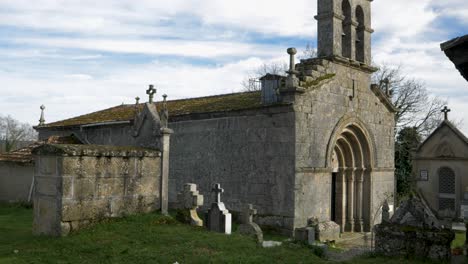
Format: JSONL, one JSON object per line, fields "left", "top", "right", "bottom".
{"left": 0, "top": 0, "right": 467, "bottom": 134}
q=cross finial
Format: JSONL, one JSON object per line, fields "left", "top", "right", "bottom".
{"left": 38, "top": 105, "right": 46, "bottom": 126}
{"left": 442, "top": 106, "right": 451, "bottom": 121}
{"left": 212, "top": 183, "right": 224, "bottom": 203}
{"left": 146, "top": 84, "right": 156, "bottom": 103}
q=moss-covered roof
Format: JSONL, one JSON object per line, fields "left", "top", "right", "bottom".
{"left": 40, "top": 91, "right": 265, "bottom": 128}
{"left": 0, "top": 136, "right": 82, "bottom": 164}
{"left": 32, "top": 144, "right": 160, "bottom": 157}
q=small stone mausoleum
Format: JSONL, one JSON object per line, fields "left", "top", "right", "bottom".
{"left": 35, "top": 0, "right": 396, "bottom": 235}
{"left": 413, "top": 115, "right": 468, "bottom": 219}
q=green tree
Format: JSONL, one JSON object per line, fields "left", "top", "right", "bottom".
{"left": 395, "top": 127, "right": 421, "bottom": 201}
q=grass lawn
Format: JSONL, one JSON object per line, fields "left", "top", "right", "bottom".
{"left": 0, "top": 204, "right": 437, "bottom": 263}
{"left": 452, "top": 231, "right": 466, "bottom": 249}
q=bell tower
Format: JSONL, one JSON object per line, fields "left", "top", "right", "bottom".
{"left": 315, "top": 0, "right": 374, "bottom": 66}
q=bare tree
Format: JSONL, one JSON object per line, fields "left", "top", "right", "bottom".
{"left": 241, "top": 61, "right": 288, "bottom": 92}
{"left": 372, "top": 63, "right": 455, "bottom": 138}
{"left": 298, "top": 42, "right": 318, "bottom": 60}
{"left": 0, "top": 115, "right": 37, "bottom": 153}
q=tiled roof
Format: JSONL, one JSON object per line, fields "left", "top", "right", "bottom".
{"left": 0, "top": 136, "right": 83, "bottom": 164}
{"left": 40, "top": 91, "right": 266, "bottom": 129}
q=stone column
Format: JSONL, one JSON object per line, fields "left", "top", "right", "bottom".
{"left": 346, "top": 168, "right": 355, "bottom": 232}
{"left": 355, "top": 168, "right": 365, "bottom": 232}
{"left": 160, "top": 127, "right": 173, "bottom": 215}
{"left": 336, "top": 168, "right": 347, "bottom": 232}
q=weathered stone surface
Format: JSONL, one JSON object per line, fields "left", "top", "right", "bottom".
{"left": 238, "top": 204, "right": 263, "bottom": 243}
{"left": 177, "top": 183, "right": 204, "bottom": 226}
{"left": 375, "top": 194, "right": 455, "bottom": 261}
{"left": 390, "top": 194, "right": 441, "bottom": 229}
{"left": 316, "top": 221, "right": 340, "bottom": 242}
{"left": 33, "top": 144, "right": 162, "bottom": 236}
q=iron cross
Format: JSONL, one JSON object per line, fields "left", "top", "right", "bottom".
{"left": 146, "top": 85, "right": 156, "bottom": 103}
{"left": 442, "top": 106, "right": 451, "bottom": 121}
{"left": 212, "top": 183, "right": 224, "bottom": 203}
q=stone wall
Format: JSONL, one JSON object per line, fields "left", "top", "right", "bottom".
{"left": 169, "top": 106, "right": 297, "bottom": 234}
{"left": 375, "top": 224, "right": 454, "bottom": 261}
{"left": 0, "top": 161, "right": 34, "bottom": 202}
{"left": 32, "top": 144, "right": 161, "bottom": 236}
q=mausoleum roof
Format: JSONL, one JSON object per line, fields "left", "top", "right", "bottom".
{"left": 39, "top": 91, "right": 272, "bottom": 129}
{"left": 441, "top": 34, "right": 468, "bottom": 82}
{"left": 0, "top": 136, "right": 82, "bottom": 164}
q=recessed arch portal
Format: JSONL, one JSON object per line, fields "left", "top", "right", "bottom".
{"left": 330, "top": 123, "right": 373, "bottom": 232}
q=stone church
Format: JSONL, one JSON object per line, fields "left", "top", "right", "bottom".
{"left": 35, "top": 0, "right": 395, "bottom": 235}
{"left": 413, "top": 112, "right": 468, "bottom": 219}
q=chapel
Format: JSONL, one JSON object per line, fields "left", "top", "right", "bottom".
{"left": 413, "top": 109, "right": 468, "bottom": 219}
{"left": 34, "top": 0, "right": 396, "bottom": 235}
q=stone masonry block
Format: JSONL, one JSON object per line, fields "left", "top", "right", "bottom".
{"left": 62, "top": 177, "right": 73, "bottom": 199}
{"left": 62, "top": 200, "right": 109, "bottom": 222}
{"left": 79, "top": 157, "right": 98, "bottom": 177}
{"left": 38, "top": 156, "right": 58, "bottom": 176}
{"left": 35, "top": 177, "right": 60, "bottom": 196}
{"left": 73, "top": 178, "right": 96, "bottom": 200}
{"left": 61, "top": 157, "right": 81, "bottom": 177}
{"left": 96, "top": 177, "right": 125, "bottom": 198}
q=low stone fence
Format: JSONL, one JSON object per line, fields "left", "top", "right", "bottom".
{"left": 374, "top": 223, "right": 454, "bottom": 261}
{"left": 32, "top": 144, "right": 162, "bottom": 236}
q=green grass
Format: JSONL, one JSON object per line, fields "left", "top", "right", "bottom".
{"left": 452, "top": 231, "right": 465, "bottom": 249}
{"left": 0, "top": 204, "right": 447, "bottom": 264}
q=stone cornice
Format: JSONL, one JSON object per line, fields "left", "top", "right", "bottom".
{"left": 314, "top": 12, "right": 345, "bottom": 21}
{"left": 370, "top": 84, "right": 398, "bottom": 113}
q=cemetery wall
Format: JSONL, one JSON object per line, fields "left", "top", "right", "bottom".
{"left": 32, "top": 144, "right": 162, "bottom": 236}
{"left": 0, "top": 161, "right": 34, "bottom": 202}
{"left": 168, "top": 106, "right": 297, "bottom": 234}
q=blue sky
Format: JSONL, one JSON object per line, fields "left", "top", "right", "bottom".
{"left": 0, "top": 0, "right": 467, "bottom": 134}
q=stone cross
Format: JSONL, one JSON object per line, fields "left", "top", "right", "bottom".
{"left": 146, "top": 85, "right": 156, "bottom": 103}
{"left": 242, "top": 204, "right": 257, "bottom": 224}
{"left": 38, "top": 105, "right": 46, "bottom": 126}
{"left": 238, "top": 203, "right": 263, "bottom": 244}
{"left": 177, "top": 183, "right": 204, "bottom": 227}
{"left": 441, "top": 106, "right": 451, "bottom": 121}
{"left": 212, "top": 183, "right": 224, "bottom": 203}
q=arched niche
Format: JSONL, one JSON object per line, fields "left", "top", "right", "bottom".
{"left": 355, "top": 5, "right": 365, "bottom": 63}
{"left": 341, "top": 0, "right": 352, "bottom": 59}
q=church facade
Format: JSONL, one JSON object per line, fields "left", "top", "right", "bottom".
{"left": 35, "top": 0, "right": 395, "bottom": 235}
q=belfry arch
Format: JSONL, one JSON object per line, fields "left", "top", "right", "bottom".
{"left": 329, "top": 124, "right": 373, "bottom": 232}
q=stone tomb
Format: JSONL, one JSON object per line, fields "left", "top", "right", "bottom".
{"left": 206, "top": 183, "right": 232, "bottom": 235}
{"left": 238, "top": 204, "right": 263, "bottom": 243}
{"left": 375, "top": 194, "right": 455, "bottom": 261}
{"left": 177, "top": 183, "right": 204, "bottom": 227}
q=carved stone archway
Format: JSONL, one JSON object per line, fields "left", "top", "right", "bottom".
{"left": 330, "top": 124, "right": 373, "bottom": 232}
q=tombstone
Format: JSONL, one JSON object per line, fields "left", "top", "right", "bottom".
{"left": 206, "top": 183, "right": 232, "bottom": 235}
{"left": 177, "top": 183, "right": 204, "bottom": 227}
{"left": 238, "top": 204, "right": 263, "bottom": 244}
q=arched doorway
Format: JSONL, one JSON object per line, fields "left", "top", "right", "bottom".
{"left": 330, "top": 124, "right": 372, "bottom": 232}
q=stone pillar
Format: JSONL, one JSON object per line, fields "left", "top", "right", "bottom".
{"left": 160, "top": 127, "right": 173, "bottom": 215}
{"left": 355, "top": 168, "right": 365, "bottom": 232}
{"left": 346, "top": 168, "right": 355, "bottom": 232}
{"left": 336, "top": 168, "right": 347, "bottom": 232}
